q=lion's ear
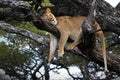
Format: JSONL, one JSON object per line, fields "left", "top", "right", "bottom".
{"left": 46, "top": 8, "right": 51, "bottom": 13}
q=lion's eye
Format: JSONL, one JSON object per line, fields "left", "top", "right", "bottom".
{"left": 51, "top": 18, "right": 54, "bottom": 21}
{"left": 44, "top": 14, "right": 48, "bottom": 17}
{"left": 46, "top": 14, "right": 50, "bottom": 16}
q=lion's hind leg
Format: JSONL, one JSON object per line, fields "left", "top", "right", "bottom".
{"left": 97, "top": 31, "right": 108, "bottom": 72}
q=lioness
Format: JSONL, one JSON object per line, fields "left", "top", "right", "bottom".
{"left": 41, "top": 8, "right": 108, "bottom": 72}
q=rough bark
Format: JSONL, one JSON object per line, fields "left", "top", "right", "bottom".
{"left": 0, "top": 8, "right": 25, "bottom": 20}
{"left": 0, "top": 0, "right": 31, "bottom": 14}
{"left": 0, "top": 0, "right": 120, "bottom": 74}
{"left": 116, "top": 2, "right": 120, "bottom": 11}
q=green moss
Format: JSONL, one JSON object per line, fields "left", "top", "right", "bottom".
{"left": 0, "top": 30, "right": 7, "bottom": 36}
{"left": 7, "top": 21, "right": 48, "bottom": 37}
{"left": 41, "top": 0, "right": 54, "bottom": 7}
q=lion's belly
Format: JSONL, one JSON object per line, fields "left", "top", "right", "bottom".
{"left": 69, "top": 28, "right": 82, "bottom": 41}
{"left": 69, "top": 32, "right": 80, "bottom": 40}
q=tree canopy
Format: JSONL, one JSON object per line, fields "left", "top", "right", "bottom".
{"left": 0, "top": 0, "right": 120, "bottom": 80}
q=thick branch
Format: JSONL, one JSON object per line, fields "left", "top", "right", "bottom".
{"left": 0, "top": 21, "right": 48, "bottom": 46}
{"left": 0, "top": 8, "right": 25, "bottom": 20}
{"left": 0, "top": 0, "right": 31, "bottom": 14}
{"left": 116, "top": 2, "right": 120, "bottom": 11}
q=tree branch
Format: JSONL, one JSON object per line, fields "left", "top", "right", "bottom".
{"left": 0, "top": 8, "right": 25, "bottom": 20}
{"left": 0, "top": 0, "right": 31, "bottom": 14}
{"left": 0, "top": 0, "right": 120, "bottom": 74}
{"left": 0, "top": 21, "right": 48, "bottom": 46}
{"left": 0, "top": 20, "right": 120, "bottom": 74}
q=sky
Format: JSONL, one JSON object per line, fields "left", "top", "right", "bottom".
{"left": 105, "top": 0, "right": 120, "bottom": 7}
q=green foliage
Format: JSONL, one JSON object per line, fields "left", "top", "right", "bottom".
{"left": 0, "top": 41, "right": 29, "bottom": 66}
{"left": 0, "top": 30, "right": 7, "bottom": 36}
{"left": 42, "top": 0, "right": 54, "bottom": 7}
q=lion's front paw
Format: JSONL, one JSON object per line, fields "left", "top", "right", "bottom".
{"left": 58, "top": 50, "right": 64, "bottom": 57}
{"left": 67, "top": 45, "right": 74, "bottom": 50}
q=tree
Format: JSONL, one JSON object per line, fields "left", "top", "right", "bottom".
{"left": 0, "top": 0, "right": 120, "bottom": 79}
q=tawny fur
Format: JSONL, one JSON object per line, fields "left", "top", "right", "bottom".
{"left": 41, "top": 8, "right": 108, "bottom": 72}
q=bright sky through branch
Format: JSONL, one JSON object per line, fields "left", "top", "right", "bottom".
{"left": 105, "top": 0, "right": 120, "bottom": 7}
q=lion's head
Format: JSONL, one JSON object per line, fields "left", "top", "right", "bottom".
{"left": 41, "top": 8, "right": 57, "bottom": 26}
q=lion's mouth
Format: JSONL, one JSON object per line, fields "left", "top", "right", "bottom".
{"left": 51, "top": 19, "right": 57, "bottom": 25}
